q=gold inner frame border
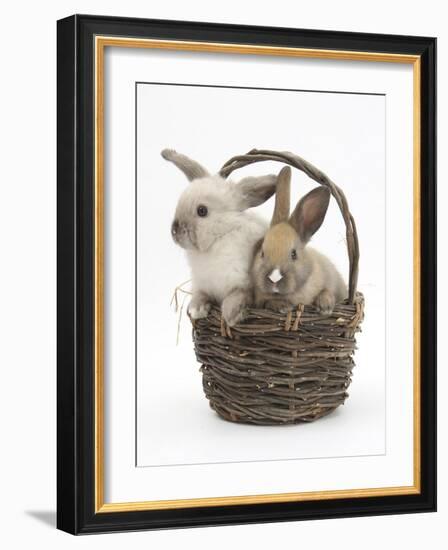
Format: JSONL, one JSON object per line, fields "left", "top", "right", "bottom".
{"left": 94, "top": 36, "right": 421, "bottom": 513}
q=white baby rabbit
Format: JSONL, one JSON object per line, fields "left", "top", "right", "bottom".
{"left": 162, "top": 149, "right": 278, "bottom": 326}
{"left": 252, "top": 166, "right": 347, "bottom": 314}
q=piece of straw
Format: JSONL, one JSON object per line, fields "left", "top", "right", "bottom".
{"left": 170, "top": 279, "right": 192, "bottom": 345}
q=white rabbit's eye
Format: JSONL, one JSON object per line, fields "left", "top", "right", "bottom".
{"left": 197, "top": 204, "right": 208, "bottom": 217}
{"left": 291, "top": 249, "right": 297, "bottom": 260}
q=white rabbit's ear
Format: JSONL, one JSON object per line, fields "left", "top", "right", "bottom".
{"left": 289, "top": 186, "right": 330, "bottom": 243}
{"left": 234, "top": 174, "right": 277, "bottom": 210}
{"left": 270, "top": 166, "right": 291, "bottom": 226}
{"left": 161, "top": 149, "right": 209, "bottom": 181}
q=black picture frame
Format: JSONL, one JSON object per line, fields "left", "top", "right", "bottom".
{"left": 57, "top": 14, "right": 436, "bottom": 535}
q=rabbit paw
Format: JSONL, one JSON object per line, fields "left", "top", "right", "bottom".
{"left": 314, "top": 289, "right": 335, "bottom": 316}
{"left": 188, "top": 294, "right": 211, "bottom": 320}
{"left": 222, "top": 291, "right": 249, "bottom": 327}
{"left": 265, "top": 299, "right": 294, "bottom": 314}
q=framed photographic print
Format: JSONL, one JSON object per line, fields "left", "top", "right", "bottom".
{"left": 57, "top": 14, "right": 436, "bottom": 534}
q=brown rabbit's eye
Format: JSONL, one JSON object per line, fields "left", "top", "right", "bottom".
{"left": 261, "top": 250, "right": 264, "bottom": 258}
{"left": 197, "top": 205, "right": 208, "bottom": 217}
{"left": 291, "top": 249, "right": 297, "bottom": 260}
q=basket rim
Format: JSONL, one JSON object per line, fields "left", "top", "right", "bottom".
{"left": 192, "top": 292, "right": 365, "bottom": 338}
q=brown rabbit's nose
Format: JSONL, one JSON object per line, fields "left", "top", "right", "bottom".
{"left": 268, "top": 268, "right": 283, "bottom": 283}
{"left": 171, "top": 220, "right": 179, "bottom": 236}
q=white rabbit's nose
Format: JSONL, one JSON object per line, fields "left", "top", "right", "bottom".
{"left": 268, "top": 268, "right": 283, "bottom": 283}
{"left": 171, "top": 220, "right": 180, "bottom": 235}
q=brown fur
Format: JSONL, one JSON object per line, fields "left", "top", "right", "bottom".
{"left": 263, "top": 223, "right": 297, "bottom": 265}
{"left": 271, "top": 166, "right": 291, "bottom": 226}
{"left": 251, "top": 170, "right": 347, "bottom": 314}
{"left": 290, "top": 186, "right": 330, "bottom": 242}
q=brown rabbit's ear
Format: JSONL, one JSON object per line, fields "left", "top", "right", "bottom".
{"left": 270, "top": 166, "right": 291, "bottom": 226}
{"left": 161, "top": 149, "right": 209, "bottom": 181}
{"left": 289, "top": 186, "right": 330, "bottom": 243}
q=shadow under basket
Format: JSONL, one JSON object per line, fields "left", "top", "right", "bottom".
{"left": 191, "top": 149, "right": 365, "bottom": 425}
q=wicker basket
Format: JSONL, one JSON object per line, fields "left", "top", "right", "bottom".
{"left": 191, "top": 149, "right": 364, "bottom": 425}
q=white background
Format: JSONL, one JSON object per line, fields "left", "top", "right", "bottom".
{"left": 0, "top": 1, "right": 444, "bottom": 549}
{"left": 106, "top": 39, "right": 414, "bottom": 503}
{"left": 136, "top": 81, "right": 388, "bottom": 467}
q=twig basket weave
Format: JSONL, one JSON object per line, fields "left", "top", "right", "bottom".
{"left": 192, "top": 150, "right": 364, "bottom": 425}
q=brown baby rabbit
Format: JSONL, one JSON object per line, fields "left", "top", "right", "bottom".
{"left": 252, "top": 166, "right": 347, "bottom": 315}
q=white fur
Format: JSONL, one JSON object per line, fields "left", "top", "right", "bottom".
{"left": 187, "top": 212, "right": 267, "bottom": 303}
{"left": 268, "top": 268, "right": 283, "bottom": 283}
{"left": 163, "top": 150, "right": 277, "bottom": 325}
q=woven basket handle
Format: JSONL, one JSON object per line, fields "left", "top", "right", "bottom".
{"left": 219, "top": 149, "right": 359, "bottom": 304}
